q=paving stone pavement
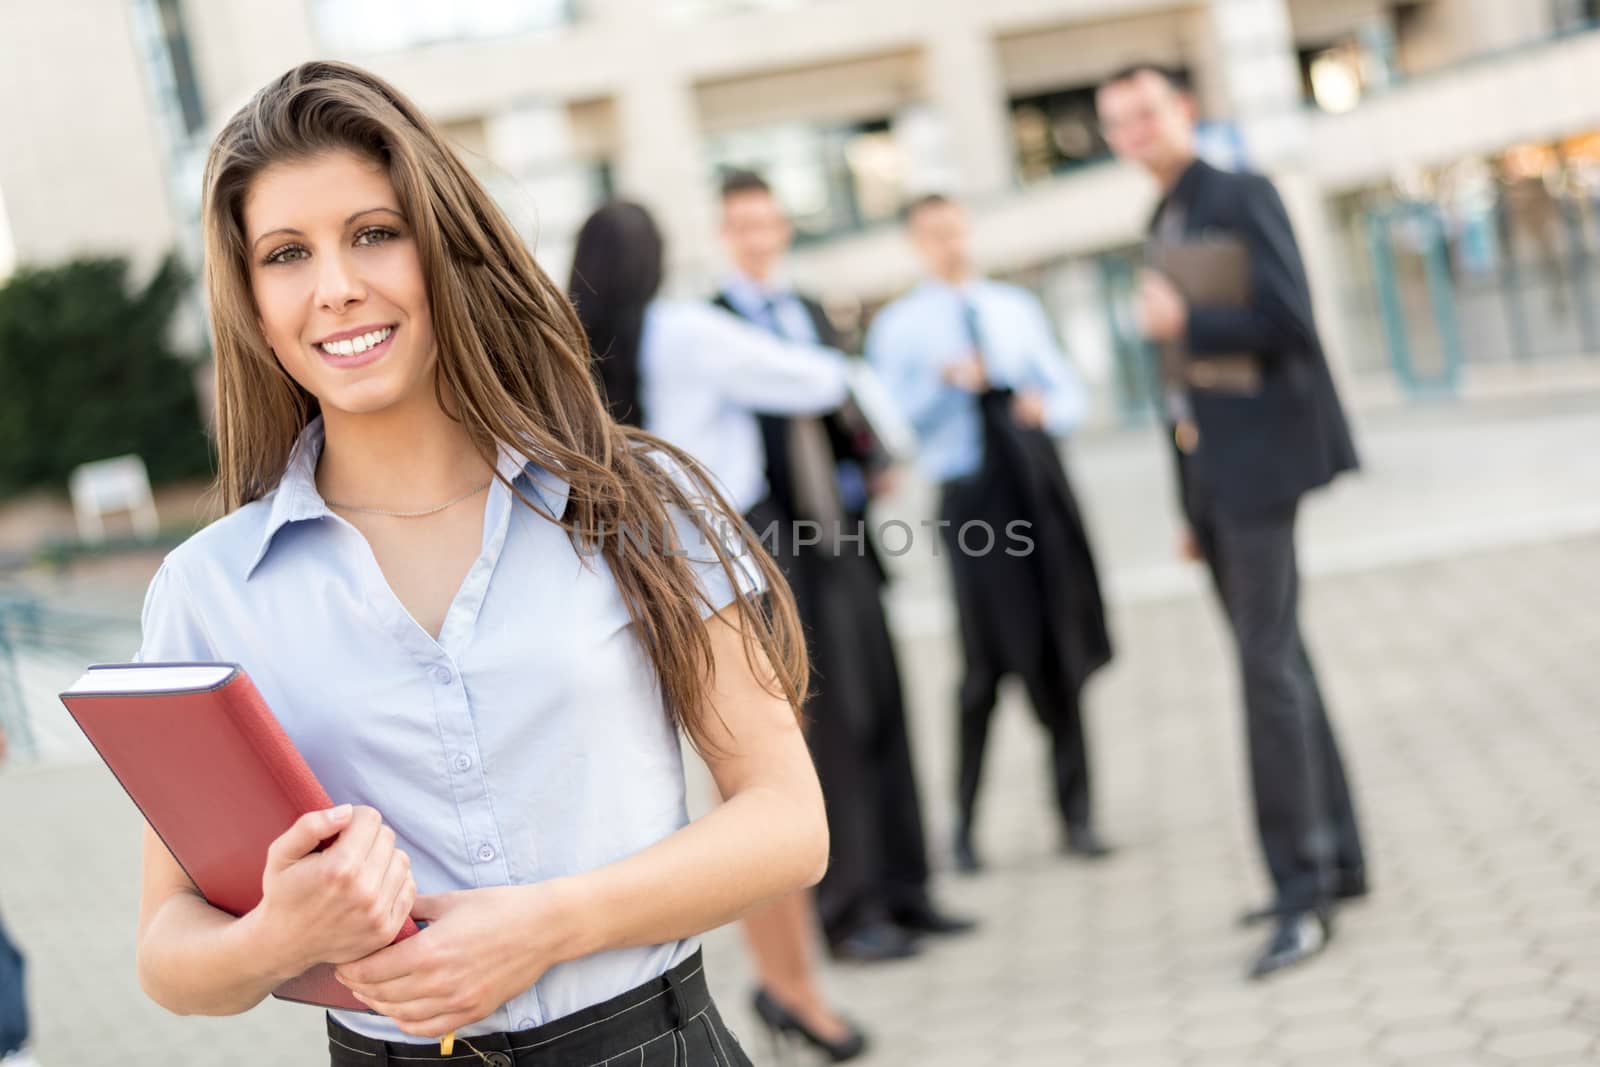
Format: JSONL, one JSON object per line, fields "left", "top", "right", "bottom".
{"left": 3, "top": 530, "right": 1599, "bottom": 1065}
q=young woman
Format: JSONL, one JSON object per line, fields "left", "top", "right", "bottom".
{"left": 133, "top": 61, "right": 828, "bottom": 1066}
{"left": 569, "top": 202, "right": 868, "bottom": 1062}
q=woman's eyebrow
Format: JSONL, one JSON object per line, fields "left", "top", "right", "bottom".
{"left": 249, "top": 207, "right": 404, "bottom": 252}
{"left": 346, "top": 206, "right": 404, "bottom": 225}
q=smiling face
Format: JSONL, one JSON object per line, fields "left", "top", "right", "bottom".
{"left": 244, "top": 149, "right": 437, "bottom": 421}
{"left": 1095, "top": 69, "right": 1198, "bottom": 182}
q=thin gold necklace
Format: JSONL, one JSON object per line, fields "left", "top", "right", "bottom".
{"left": 324, "top": 479, "right": 492, "bottom": 518}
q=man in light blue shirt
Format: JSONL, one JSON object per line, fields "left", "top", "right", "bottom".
{"left": 867, "top": 193, "right": 1113, "bottom": 874}
{"left": 866, "top": 207, "right": 1087, "bottom": 486}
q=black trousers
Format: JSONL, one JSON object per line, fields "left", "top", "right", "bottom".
{"left": 328, "top": 950, "right": 750, "bottom": 1066}
{"left": 748, "top": 502, "right": 933, "bottom": 942}
{"left": 1184, "top": 462, "right": 1366, "bottom": 913}
{"left": 808, "top": 548, "right": 933, "bottom": 939}
{"left": 938, "top": 480, "right": 1092, "bottom": 834}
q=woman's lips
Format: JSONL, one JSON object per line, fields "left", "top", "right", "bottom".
{"left": 313, "top": 324, "right": 396, "bottom": 369}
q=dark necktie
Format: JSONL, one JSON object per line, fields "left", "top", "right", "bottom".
{"left": 763, "top": 298, "right": 844, "bottom": 537}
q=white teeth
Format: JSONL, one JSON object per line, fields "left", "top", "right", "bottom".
{"left": 319, "top": 326, "right": 392, "bottom": 357}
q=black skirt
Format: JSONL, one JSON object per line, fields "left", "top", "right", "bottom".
{"left": 327, "top": 950, "right": 751, "bottom": 1067}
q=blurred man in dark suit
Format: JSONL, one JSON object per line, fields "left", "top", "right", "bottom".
{"left": 1097, "top": 64, "right": 1368, "bottom": 979}
{"left": 715, "top": 171, "right": 974, "bottom": 970}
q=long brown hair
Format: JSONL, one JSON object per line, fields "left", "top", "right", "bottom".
{"left": 200, "top": 60, "right": 806, "bottom": 749}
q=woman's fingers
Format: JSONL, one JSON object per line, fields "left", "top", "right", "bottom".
{"left": 265, "top": 804, "right": 352, "bottom": 873}
{"left": 326, "top": 805, "right": 383, "bottom": 870}
{"left": 378, "top": 849, "right": 415, "bottom": 929}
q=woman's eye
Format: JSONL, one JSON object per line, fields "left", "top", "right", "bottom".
{"left": 262, "top": 244, "right": 308, "bottom": 265}
{"left": 354, "top": 226, "right": 398, "bottom": 247}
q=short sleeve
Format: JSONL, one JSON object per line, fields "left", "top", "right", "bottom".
{"left": 132, "top": 561, "right": 218, "bottom": 663}
{"left": 652, "top": 453, "right": 767, "bottom": 618}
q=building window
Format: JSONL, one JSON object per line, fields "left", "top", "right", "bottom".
{"left": 1298, "top": 22, "right": 1397, "bottom": 113}
{"left": 1009, "top": 85, "right": 1111, "bottom": 183}
{"left": 447, "top": 104, "right": 612, "bottom": 283}
{"left": 705, "top": 118, "right": 910, "bottom": 242}
{"left": 1553, "top": 0, "right": 1600, "bottom": 32}
{"left": 153, "top": 0, "right": 204, "bottom": 137}
{"left": 311, "top": 0, "right": 575, "bottom": 53}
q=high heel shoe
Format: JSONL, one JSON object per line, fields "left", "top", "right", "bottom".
{"left": 752, "top": 988, "right": 869, "bottom": 1062}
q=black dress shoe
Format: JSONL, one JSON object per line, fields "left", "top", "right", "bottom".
{"left": 953, "top": 828, "right": 982, "bottom": 874}
{"left": 1062, "top": 824, "right": 1114, "bottom": 860}
{"left": 828, "top": 920, "right": 921, "bottom": 963}
{"left": 890, "top": 901, "right": 979, "bottom": 937}
{"left": 1239, "top": 870, "right": 1370, "bottom": 927}
{"left": 1249, "top": 910, "right": 1331, "bottom": 979}
{"left": 753, "top": 988, "right": 869, "bottom": 1062}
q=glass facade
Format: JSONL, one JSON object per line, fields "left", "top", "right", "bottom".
{"left": 1297, "top": 22, "right": 1397, "bottom": 114}
{"left": 471, "top": 104, "right": 613, "bottom": 284}
{"left": 1329, "top": 129, "right": 1600, "bottom": 385}
{"left": 705, "top": 118, "right": 914, "bottom": 242}
{"left": 1553, "top": 0, "right": 1600, "bottom": 33}
{"left": 997, "top": 247, "right": 1156, "bottom": 424}
{"left": 128, "top": 0, "right": 210, "bottom": 352}
{"left": 1009, "top": 84, "right": 1111, "bottom": 183}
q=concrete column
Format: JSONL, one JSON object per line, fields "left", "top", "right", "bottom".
{"left": 0, "top": 0, "right": 177, "bottom": 274}
{"left": 613, "top": 72, "right": 717, "bottom": 288}
{"left": 1205, "top": 0, "right": 1307, "bottom": 170}
{"left": 184, "top": 0, "right": 316, "bottom": 120}
{"left": 924, "top": 9, "right": 1015, "bottom": 200}
{"left": 1204, "top": 0, "right": 1357, "bottom": 382}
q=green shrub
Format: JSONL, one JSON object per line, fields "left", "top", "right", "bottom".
{"left": 0, "top": 253, "right": 213, "bottom": 497}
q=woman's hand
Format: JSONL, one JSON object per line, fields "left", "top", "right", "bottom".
{"left": 254, "top": 804, "right": 417, "bottom": 977}
{"left": 333, "top": 885, "right": 568, "bottom": 1039}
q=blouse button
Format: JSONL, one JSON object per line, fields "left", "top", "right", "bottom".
{"left": 476, "top": 843, "right": 496, "bottom": 863}
{"left": 453, "top": 753, "right": 473, "bottom": 772}
{"left": 431, "top": 665, "right": 454, "bottom": 685}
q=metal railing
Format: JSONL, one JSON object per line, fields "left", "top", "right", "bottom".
{"left": 0, "top": 590, "right": 139, "bottom": 764}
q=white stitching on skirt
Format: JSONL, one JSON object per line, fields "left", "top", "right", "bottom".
{"left": 702, "top": 1013, "right": 731, "bottom": 1067}
{"left": 328, "top": 1035, "right": 379, "bottom": 1058}
{"left": 588, "top": 1027, "right": 676, "bottom": 1067}
{"left": 509, "top": 963, "right": 705, "bottom": 1055}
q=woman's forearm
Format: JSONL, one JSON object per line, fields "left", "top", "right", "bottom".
{"left": 138, "top": 891, "right": 299, "bottom": 1016}
{"left": 545, "top": 780, "right": 828, "bottom": 965}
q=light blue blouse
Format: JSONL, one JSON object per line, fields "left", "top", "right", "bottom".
{"left": 134, "top": 417, "right": 760, "bottom": 1043}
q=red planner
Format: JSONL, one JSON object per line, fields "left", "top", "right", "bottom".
{"left": 59, "top": 661, "right": 419, "bottom": 1012}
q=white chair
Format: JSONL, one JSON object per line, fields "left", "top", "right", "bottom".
{"left": 67, "top": 455, "right": 159, "bottom": 545}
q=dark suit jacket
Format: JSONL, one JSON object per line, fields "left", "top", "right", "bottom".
{"left": 712, "top": 291, "right": 891, "bottom": 580}
{"left": 1152, "top": 159, "right": 1359, "bottom": 519}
